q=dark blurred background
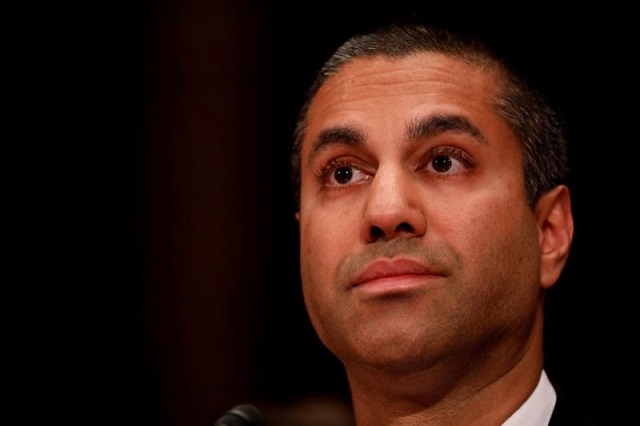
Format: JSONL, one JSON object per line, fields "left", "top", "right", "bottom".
{"left": 51, "top": 2, "right": 635, "bottom": 425}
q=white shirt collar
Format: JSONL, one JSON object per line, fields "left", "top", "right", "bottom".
{"left": 501, "top": 370, "right": 556, "bottom": 426}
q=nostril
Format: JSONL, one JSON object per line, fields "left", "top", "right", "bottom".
{"left": 369, "top": 222, "right": 416, "bottom": 241}
{"left": 396, "top": 222, "right": 414, "bottom": 234}
{"left": 370, "top": 226, "right": 385, "bottom": 241}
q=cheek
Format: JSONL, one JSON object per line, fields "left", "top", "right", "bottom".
{"left": 299, "top": 208, "right": 358, "bottom": 340}
{"left": 440, "top": 193, "right": 538, "bottom": 270}
{"left": 299, "top": 207, "right": 358, "bottom": 289}
{"left": 448, "top": 199, "right": 540, "bottom": 303}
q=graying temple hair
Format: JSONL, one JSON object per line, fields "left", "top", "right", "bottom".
{"left": 291, "top": 23, "right": 569, "bottom": 209}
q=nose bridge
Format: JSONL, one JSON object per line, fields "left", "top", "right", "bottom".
{"left": 361, "top": 163, "right": 426, "bottom": 241}
{"left": 367, "top": 163, "right": 407, "bottom": 214}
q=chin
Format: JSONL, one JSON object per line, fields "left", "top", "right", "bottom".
{"left": 339, "top": 335, "right": 438, "bottom": 373}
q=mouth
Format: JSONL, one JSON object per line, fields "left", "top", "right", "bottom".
{"left": 350, "top": 257, "right": 445, "bottom": 295}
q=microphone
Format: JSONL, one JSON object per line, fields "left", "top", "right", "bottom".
{"left": 214, "top": 404, "right": 264, "bottom": 426}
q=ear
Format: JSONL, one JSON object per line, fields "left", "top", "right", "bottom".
{"left": 295, "top": 211, "right": 301, "bottom": 221}
{"left": 535, "top": 185, "right": 574, "bottom": 289}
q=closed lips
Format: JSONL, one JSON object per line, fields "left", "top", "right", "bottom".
{"left": 351, "top": 258, "right": 444, "bottom": 288}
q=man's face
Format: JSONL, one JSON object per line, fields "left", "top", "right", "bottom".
{"left": 297, "top": 53, "right": 544, "bottom": 373}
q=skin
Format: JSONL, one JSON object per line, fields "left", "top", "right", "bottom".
{"left": 296, "top": 53, "right": 573, "bottom": 425}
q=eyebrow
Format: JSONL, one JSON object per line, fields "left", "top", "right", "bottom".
{"left": 406, "top": 114, "right": 487, "bottom": 144}
{"left": 309, "top": 126, "right": 365, "bottom": 159}
{"left": 307, "top": 113, "right": 487, "bottom": 163}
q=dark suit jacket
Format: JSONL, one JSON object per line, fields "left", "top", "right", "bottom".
{"left": 549, "top": 383, "right": 599, "bottom": 426}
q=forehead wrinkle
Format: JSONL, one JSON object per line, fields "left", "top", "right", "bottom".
{"left": 307, "top": 126, "right": 365, "bottom": 164}
{"left": 405, "top": 114, "right": 488, "bottom": 145}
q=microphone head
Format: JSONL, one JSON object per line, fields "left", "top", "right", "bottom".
{"left": 214, "top": 404, "right": 264, "bottom": 426}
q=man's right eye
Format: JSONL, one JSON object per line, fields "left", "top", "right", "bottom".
{"left": 333, "top": 166, "right": 354, "bottom": 184}
{"left": 316, "top": 160, "right": 373, "bottom": 188}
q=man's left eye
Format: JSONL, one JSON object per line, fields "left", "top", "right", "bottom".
{"left": 431, "top": 155, "right": 453, "bottom": 173}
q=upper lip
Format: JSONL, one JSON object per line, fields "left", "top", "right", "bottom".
{"left": 350, "top": 257, "right": 443, "bottom": 288}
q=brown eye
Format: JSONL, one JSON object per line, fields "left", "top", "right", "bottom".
{"left": 432, "top": 155, "right": 453, "bottom": 172}
{"left": 318, "top": 159, "right": 373, "bottom": 188}
{"left": 334, "top": 166, "right": 354, "bottom": 184}
{"left": 423, "top": 146, "right": 472, "bottom": 176}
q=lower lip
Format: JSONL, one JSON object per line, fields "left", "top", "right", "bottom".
{"left": 352, "top": 274, "right": 439, "bottom": 296}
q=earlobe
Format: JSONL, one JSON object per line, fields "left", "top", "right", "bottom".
{"left": 295, "top": 211, "right": 301, "bottom": 221}
{"left": 536, "top": 185, "right": 574, "bottom": 289}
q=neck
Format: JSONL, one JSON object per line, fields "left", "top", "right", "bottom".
{"left": 346, "top": 306, "right": 546, "bottom": 426}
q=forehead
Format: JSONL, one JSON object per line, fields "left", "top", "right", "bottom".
{"left": 322, "top": 51, "right": 498, "bottom": 95}
{"left": 305, "top": 52, "right": 502, "bottom": 138}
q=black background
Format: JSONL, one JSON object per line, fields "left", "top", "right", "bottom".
{"left": 37, "top": 2, "right": 636, "bottom": 425}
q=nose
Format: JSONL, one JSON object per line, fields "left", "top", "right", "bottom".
{"left": 360, "top": 166, "right": 427, "bottom": 243}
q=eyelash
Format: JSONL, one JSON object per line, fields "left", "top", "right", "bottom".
{"left": 315, "top": 159, "right": 366, "bottom": 181}
{"left": 315, "top": 146, "right": 474, "bottom": 187}
{"left": 427, "top": 146, "right": 473, "bottom": 170}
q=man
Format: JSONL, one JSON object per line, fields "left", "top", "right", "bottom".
{"left": 290, "top": 23, "right": 596, "bottom": 425}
